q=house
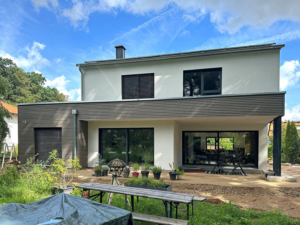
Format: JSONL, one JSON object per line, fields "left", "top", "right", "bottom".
{"left": 268, "top": 121, "right": 300, "bottom": 137}
{"left": 18, "top": 43, "right": 285, "bottom": 174}
{"left": 1, "top": 101, "right": 18, "bottom": 147}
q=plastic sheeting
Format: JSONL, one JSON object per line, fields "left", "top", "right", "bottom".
{"left": 0, "top": 193, "right": 134, "bottom": 225}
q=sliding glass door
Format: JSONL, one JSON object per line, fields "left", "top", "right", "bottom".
{"left": 183, "top": 131, "right": 258, "bottom": 167}
{"left": 100, "top": 128, "right": 154, "bottom": 165}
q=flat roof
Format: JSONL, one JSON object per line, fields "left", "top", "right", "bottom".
{"left": 17, "top": 91, "right": 286, "bottom": 106}
{"left": 76, "top": 43, "right": 285, "bottom": 67}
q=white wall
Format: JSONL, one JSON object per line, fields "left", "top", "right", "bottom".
{"left": 87, "top": 118, "right": 268, "bottom": 170}
{"left": 88, "top": 120, "right": 175, "bottom": 169}
{"left": 82, "top": 49, "right": 280, "bottom": 101}
{"left": 4, "top": 114, "right": 18, "bottom": 146}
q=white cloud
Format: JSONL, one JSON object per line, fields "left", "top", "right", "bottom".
{"left": 54, "top": 58, "right": 62, "bottom": 63}
{"left": 45, "top": 75, "right": 81, "bottom": 101}
{"left": 35, "top": 70, "right": 42, "bottom": 74}
{"left": 0, "top": 42, "right": 50, "bottom": 70}
{"left": 283, "top": 104, "right": 300, "bottom": 121}
{"left": 280, "top": 60, "right": 300, "bottom": 90}
{"left": 59, "top": 0, "right": 300, "bottom": 34}
{"left": 31, "top": 0, "right": 58, "bottom": 11}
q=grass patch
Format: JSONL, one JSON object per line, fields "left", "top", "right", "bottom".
{"left": 72, "top": 188, "right": 300, "bottom": 225}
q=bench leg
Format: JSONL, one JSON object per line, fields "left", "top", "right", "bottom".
{"left": 187, "top": 203, "right": 189, "bottom": 220}
{"left": 131, "top": 195, "right": 134, "bottom": 212}
{"left": 125, "top": 195, "right": 127, "bottom": 210}
{"left": 176, "top": 204, "right": 178, "bottom": 219}
{"left": 88, "top": 190, "right": 90, "bottom": 199}
{"left": 163, "top": 201, "right": 168, "bottom": 217}
{"left": 192, "top": 200, "right": 194, "bottom": 217}
{"left": 170, "top": 202, "right": 173, "bottom": 218}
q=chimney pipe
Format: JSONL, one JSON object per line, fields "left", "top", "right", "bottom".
{"left": 115, "top": 45, "right": 126, "bottom": 59}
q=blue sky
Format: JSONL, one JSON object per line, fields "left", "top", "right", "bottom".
{"left": 1, "top": 0, "right": 300, "bottom": 120}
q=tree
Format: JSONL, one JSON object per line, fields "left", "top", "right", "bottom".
{"left": 0, "top": 57, "right": 68, "bottom": 103}
{"left": 0, "top": 75, "right": 11, "bottom": 148}
{"left": 285, "top": 121, "right": 300, "bottom": 163}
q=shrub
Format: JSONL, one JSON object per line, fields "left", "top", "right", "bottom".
{"left": 95, "top": 165, "right": 102, "bottom": 171}
{"left": 132, "top": 163, "right": 140, "bottom": 172}
{"left": 152, "top": 166, "right": 163, "bottom": 173}
{"left": 124, "top": 177, "right": 167, "bottom": 188}
{"left": 141, "top": 163, "right": 151, "bottom": 171}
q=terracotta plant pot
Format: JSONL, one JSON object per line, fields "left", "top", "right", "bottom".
{"left": 132, "top": 172, "right": 139, "bottom": 178}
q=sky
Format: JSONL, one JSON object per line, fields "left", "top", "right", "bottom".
{"left": 0, "top": 0, "right": 300, "bottom": 120}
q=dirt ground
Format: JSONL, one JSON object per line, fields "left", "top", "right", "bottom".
{"left": 72, "top": 165, "right": 300, "bottom": 219}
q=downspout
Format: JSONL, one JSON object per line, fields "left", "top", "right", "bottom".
{"left": 72, "top": 109, "right": 78, "bottom": 158}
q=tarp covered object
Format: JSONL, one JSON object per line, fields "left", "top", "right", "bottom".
{"left": 0, "top": 193, "right": 134, "bottom": 225}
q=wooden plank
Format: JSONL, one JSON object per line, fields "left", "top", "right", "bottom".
{"left": 76, "top": 183, "right": 194, "bottom": 203}
{"left": 193, "top": 196, "right": 206, "bottom": 202}
{"left": 132, "top": 213, "right": 188, "bottom": 225}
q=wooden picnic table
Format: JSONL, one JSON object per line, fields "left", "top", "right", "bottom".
{"left": 76, "top": 183, "right": 195, "bottom": 219}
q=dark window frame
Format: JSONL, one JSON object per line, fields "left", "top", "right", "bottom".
{"left": 99, "top": 128, "right": 154, "bottom": 165}
{"left": 122, "top": 73, "right": 155, "bottom": 100}
{"left": 182, "top": 131, "right": 259, "bottom": 168}
{"left": 183, "top": 68, "right": 222, "bottom": 97}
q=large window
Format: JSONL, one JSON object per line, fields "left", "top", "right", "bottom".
{"left": 183, "top": 131, "right": 258, "bottom": 167}
{"left": 184, "top": 68, "right": 221, "bottom": 97}
{"left": 122, "top": 74, "right": 154, "bottom": 99}
{"left": 100, "top": 128, "right": 154, "bottom": 165}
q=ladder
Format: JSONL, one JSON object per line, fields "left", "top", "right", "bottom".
{"left": 1, "top": 143, "right": 19, "bottom": 171}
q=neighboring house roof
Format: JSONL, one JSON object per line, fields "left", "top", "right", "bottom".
{"left": 76, "top": 43, "right": 285, "bottom": 67}
{"left": 268, "top": 121, "right": 300, "bottom": 136}
{"left": 0, "top": 101, "right": 18, "bottom": 115}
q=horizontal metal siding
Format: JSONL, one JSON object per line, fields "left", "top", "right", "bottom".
{"left": 18, "top": 93, "right": 285, "bottom": 166}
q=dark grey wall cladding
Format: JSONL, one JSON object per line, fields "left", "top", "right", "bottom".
{"left": 18, "top": 93, "right": 285, "bottom": 167}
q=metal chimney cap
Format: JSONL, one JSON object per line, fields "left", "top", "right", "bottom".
{"left": 114, "top": 45, "right": 126, "bottom": 50}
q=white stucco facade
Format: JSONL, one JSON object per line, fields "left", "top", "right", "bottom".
{"left": 87, "top": 116, "right": 270, "bottom": 170}
{"left": 82, "top": 49, "right": 280, "bottom": 101}
{"left": 4, "top": 114, "right": 18, "bottom": 146}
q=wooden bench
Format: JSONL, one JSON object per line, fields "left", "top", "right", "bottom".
{"left": 132, "top": 213, "right": 188, "bottom": 225}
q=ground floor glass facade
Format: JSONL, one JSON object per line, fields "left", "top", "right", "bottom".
{"left": 183, "top": 131, "right": 258, "bottom": 167}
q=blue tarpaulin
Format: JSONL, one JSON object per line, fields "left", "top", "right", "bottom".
{"left": 0, "top": 193, "right": 134, "bottom": 225}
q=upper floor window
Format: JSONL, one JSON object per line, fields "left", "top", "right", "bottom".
{"left": 183, "top": 68, "right": 221, "bottom": 97}
{"left": 122, "top": 73, "right": 154, "bottom": 99}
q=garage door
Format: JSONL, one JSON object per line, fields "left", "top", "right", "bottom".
{"left": 35, "top": 128, "right": 62, "bottom": 162}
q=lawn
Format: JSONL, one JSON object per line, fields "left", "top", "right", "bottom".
{"left": 0, "top": 167, "right": 299, "bottom": 225}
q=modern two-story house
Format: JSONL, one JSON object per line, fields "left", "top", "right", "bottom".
{"left": 18, "top": 43, "right": 284, "bottom": 174}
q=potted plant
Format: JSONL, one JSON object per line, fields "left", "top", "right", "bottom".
{"left": 169, "top": 162, "right": 177, "bottom": 180}
{"left": 132, "top": 163, "right": 140, "bottom": 178}
{"left": 141, "top": 163, "right": 151, "bottom": 178}
{"left": 123, "top": 166, "right": 130, "bottom": 178}
{"left": 94, "top": 165, "right": 102, "bottom": 177}
{"left": 124, "top": 177, "right": 172, "bottom": 191}
{"left": 102, "top": 166, "right": 109, "bottom": 176}
{"left": 176, "top": 168, "right": 184, "bottom": 180}
{"left": 49, "top": 150, "right": 82, "bottom": 195}
{"left": 152, "top": 166, "right": 163, "bottom": 180}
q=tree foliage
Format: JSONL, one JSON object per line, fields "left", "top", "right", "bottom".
{"left": 0, "top": 75, "right": 11, "bottom": 148}
{"left": 0, "top": 57, "right": 68, "bottom": 104}
{"left": 285, "top": 121, "right": 300, "bottom": 163}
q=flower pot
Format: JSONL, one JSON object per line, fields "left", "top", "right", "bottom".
{"left": 103, "top": 170, "right": 109, "bottom": 176}
{"left": 123, "top": 171, "right": 130, "bottom": 178}
{"left": 169, "top": 172, "right": 177, "bottom": 180}
{"left": 132, "top": 172, "right": 139, "bottom": 178}
{"left": 51, "top": 185, "right": 74, "bottom": 195}
{"left": 95, "top": 170, "right": 102, "bottom": 177}
{"left": 153, "top": 172, "right": 161, "bottom": 180}
{"left": 141, "top": 171, "right": 149, "bottom": 178}
{"left": 177, "top": 174, "right": 182, "bottom": 180}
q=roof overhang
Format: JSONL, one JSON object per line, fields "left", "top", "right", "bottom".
{"left": 76, "top": 43, "right": 285, "bottom": 67}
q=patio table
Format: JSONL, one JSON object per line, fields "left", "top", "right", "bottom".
{"left": 76, "top": 183, "right": 195, "bottom": 219}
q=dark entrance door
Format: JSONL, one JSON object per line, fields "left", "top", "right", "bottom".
{"left": 35, "top": 128, "right": 62, "bottom": 162}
